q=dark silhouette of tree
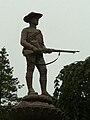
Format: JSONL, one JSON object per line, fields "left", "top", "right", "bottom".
{"left": 53, "top": 56, "right": 90, "bottom": 120}
{"left": 0, "top": 47, "right": 24, "bottom": 105}
{"left": 0, "top": 47, "right": 24, "bottom": 120}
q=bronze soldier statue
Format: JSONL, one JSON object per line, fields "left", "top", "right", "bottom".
{"left": 20, "top": 12, "right": 53, "bottom": 96}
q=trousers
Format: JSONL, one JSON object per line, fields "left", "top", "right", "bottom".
{"left": 25, "top": 53, "right": 47, "bottom": 94}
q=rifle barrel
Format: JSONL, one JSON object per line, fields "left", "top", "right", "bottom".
{"left": 53, "top": 49, "right": 80, "bottom": 53}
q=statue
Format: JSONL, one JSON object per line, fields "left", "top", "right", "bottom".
{"left": 20, "top": 12, "right": 53, "bottom": 96}
{"left": 20, "top": 12, "right": 79, "bottom": 96}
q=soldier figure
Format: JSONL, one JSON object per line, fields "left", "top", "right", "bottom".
{"left": 20, "top": 12, "right": 52, "bottom": 96}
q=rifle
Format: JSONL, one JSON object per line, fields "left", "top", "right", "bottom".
{"left": 23, "top": 48, "right": 79, "bottom": 56}
{"left": 40, "top": 48, "right": 79, "bottom": 65}
{"left": 22, "top": 48, "right": 80, "bottom": 65}
{"left": 50, "top": 49, "right": 80, "bottom": 54}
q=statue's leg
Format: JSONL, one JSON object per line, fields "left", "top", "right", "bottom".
{"left": 26, "top": 55, "right": 36, "bottom": 95}
{"left": 36, "top": 55, "right": 48, "bottom": 94}
{"left": 36, "top": 55, "right": 52, "bottom": 97}
{"left": 39, "top": 66, "right": 47, "bottom": 94}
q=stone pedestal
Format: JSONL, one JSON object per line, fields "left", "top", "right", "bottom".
{"left": 10, "top": 94, "right": 63, "bottom": 120}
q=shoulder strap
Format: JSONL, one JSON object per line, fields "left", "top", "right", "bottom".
{"left": 30, "top": 52, "right": 60, "bottom": 65}
{"left": 29, "top": 31, "right": 40, "bottom": 40}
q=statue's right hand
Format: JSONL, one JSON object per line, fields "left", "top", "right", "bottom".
{"left": 43, "top": 48, "right": 54, "bottom": 53}
{"left": 32, "top": 47, "right": 38, "bottom": 52}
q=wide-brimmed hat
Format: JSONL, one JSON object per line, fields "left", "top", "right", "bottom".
{"left": 23, "top": 12, "right": 43, "bottom": 23}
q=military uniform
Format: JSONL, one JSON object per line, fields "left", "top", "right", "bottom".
{"left": 21, "top": 26, "right": 47, "bottom": 95}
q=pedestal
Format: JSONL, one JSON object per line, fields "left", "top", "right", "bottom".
{"left": 10, "top": 94, "right": 63, "bottom": 120}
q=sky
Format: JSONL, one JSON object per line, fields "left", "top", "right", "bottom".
{"left": 0, "top": 0, "right": 90, "bottom": 97}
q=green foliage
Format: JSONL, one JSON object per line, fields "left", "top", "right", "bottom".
{"left": 0, "top": 47, "right": 24, "bottom": 105}
{"left": 0, "top": 47, "right": 24, "bottom": 120}
{"left": 53, "top": 56, "right": 90, "bottom": 120}
{"left": 53, "top": 75, "right": 60, "bottom": 98}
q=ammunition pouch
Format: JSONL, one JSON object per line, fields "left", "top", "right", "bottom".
{"left": 22, "top": 49, "right": 34, "bottom": 56}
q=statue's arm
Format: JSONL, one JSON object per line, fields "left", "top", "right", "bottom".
{"left": 40, "top": 31, "right": 46, "bottom": 49}
{"left": 20, "top": 28, "right": 35, "bottom": 50}
{"left": 39, "top": 31, "right": 53, "bottom": 54}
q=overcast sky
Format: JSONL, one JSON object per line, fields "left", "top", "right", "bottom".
{"left": 0, "top": 0, "right": 90, "bottom": 96}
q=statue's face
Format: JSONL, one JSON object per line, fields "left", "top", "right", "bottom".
{"left": 30, "top": 18, "right": 39, "bottom": 25}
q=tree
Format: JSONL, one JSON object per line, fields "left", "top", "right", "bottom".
{"left": 53, "top": 56, "right": 90, "bottom": 120}
{"left": 0, "top": 47, "right": 23, "bottom": 105}
{"left": 0, "top": 47, "right": 24, "bottom": 120}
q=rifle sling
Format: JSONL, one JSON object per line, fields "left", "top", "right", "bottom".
{"left": 30, "top": 52, "right": 60, "bottom": 65}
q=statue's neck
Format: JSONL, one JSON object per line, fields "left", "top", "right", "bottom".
{"left": 30, "top": 24, "right": 36, "bottom": 29}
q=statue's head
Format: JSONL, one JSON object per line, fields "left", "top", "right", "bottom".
{"left": 23, "top": 12, "right": 43, "bottom": 24}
